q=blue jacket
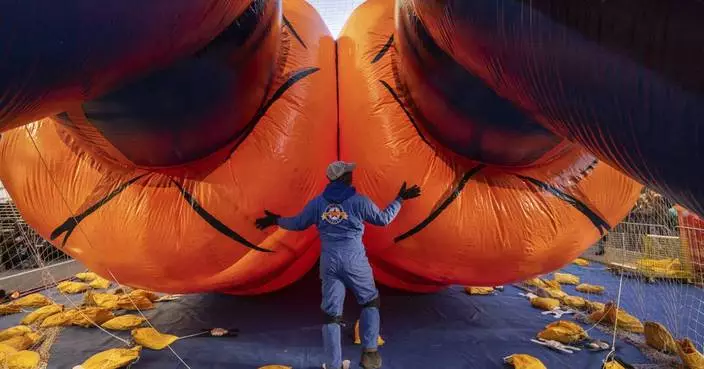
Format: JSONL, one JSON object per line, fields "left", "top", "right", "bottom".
{"left": 277, "top": 181, "right": 402, "bottom": 247}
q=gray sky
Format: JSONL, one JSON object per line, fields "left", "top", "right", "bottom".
{"left": 307, "top": 0, "right": 366, "bottom": 37}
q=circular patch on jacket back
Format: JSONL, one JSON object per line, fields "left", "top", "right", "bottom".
{"left": 322, "top": 203, "right": 348, "bottom": 225}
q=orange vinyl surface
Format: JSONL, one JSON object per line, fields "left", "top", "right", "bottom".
{"left": 0, "top": 0, "right": 648, "bottom": 294}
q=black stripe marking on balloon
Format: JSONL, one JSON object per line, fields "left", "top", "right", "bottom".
{"left": 516, "top": 175, "right": 611, "bottom": 235}
{"left": 170, "top": 180, "right": 273, "bottom": 253}
{"left": 378, "top": 79, "right": 432, "bottom": 148}
{"left": 227, "top": 66, "right": 320, "bottom": 158}
{"left": 262, "top": 67, "right": 319, "bottom": 113}
{"left": 50, "top": 174, "right": 148, "bottom": 247}
{"left": 395, "top": 165, "right": 486, "bottom": 243}
{"left": 372, "top": 35, "right": 394, "bottom": 64}
{"left": 283, "top": 15, "right": 307, "bottom": 49}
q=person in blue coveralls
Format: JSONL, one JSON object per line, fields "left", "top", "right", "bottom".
{"left": 255, "top": 161, "right": 421, "bottom": 369}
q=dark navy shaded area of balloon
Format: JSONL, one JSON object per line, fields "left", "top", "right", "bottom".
{"left": 0, "top": 0, "right": 242, "bottom": 128}
{"left": 513, "top": 0, "right": 704, "bottom": 94}
{"left": 80, "top": 0, "right": 279, "bottom": 167}
{"left": 394, "top": 1, "right": 561, "bottom": 166}
{"left": 4, "top": 263, "right": 698, "bottom": 368}
{"left": 427, "top": 0, "right": 703, "bottom": 215}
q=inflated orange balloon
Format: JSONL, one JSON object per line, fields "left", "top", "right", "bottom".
{"left": 337, "top": 0, "right": 642, "bottom": 291}
{"left": 0, "top": 0, "right": 337, "bottom": 295}
{"left": 0, "top": 0, "right": 647, "bottom": 295}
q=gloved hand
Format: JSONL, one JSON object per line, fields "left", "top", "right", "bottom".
{"left": 255, "top": 210, "right": 280, "bottom": 230}
{"left": 397, "top": 181, "right": 421, "bottom": 200}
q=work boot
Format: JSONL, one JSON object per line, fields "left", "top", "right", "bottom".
{"left": 360, "top": 350, "right": 382, "bottom": 369}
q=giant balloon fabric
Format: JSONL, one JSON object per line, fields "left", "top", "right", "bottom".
{"left": 6, "top": 0, "right": 695, "bottom": 294}
{"left": 393, "top": 0, "right": 704, "bottom": 217}
{"left": 0, "top": 0, "right": 338, "bottom": 294}
{"left": 338, "top": 0, "right": 640, "bottom": 291}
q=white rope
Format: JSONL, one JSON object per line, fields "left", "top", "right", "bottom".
{"left": 14, "top": 224, "right": 127, "bottom": 357}
{"left": 105, "top": 269, "right": 193, "bottom": 369}
{"left": 603, "top": 237, "right": 628, "bottom": 364}
{"left": 177, "top": 331, "right": 212, "bottom": 341}
{"left": 24, "top": 126, "right": 192, "bottom": 367}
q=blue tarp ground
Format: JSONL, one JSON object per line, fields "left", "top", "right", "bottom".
{"left": 2, "top": 262, "right": 702, "bottom": 368}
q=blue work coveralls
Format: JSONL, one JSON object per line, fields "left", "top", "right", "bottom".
{"left": 277, "top": 181, "right": 402, "bottom": 369}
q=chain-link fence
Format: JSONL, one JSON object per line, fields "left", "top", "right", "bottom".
{"left": 0, "top": 201, "right": 70, "bottom": 273}
{"left": 581, "top": 188, "right": 703, "bottom": 284}
{"left": 580, "top": 188, "right": 704, "bottom": 353}
{"left": 0, "top": 183, "right": 80, "bottom": 293}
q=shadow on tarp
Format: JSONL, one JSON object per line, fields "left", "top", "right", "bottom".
{"left": 1, "top": 262, "right": 692, "bottom": 368}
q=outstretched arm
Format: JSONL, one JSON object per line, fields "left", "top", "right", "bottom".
{"left": 276, "top": 199, "right": 318, "bottom": 231}
{"left": 361, "top": 196, "right": 403, "bottom": 226}
{"left": 361, "top": 182, "right": 422, "bottom": 226}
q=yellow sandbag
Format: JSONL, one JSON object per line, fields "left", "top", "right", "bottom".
{"left": 71, "top": 307, "right": 115, "bottom": 327}
{"left": 353, "top": 320, "right": 385, "bottom": 346}
{"left": 524, "top": 278, "right": 548, "bottom": 289}
{"left": 606, "top": 304, "right": 644, "bottom": 333}
{"left": 117, "top": 294, "right": 154, "bottom": 311}
{"left": 644, "top": 322, "right": 678, "bottom": 353}
{"left": 101, "top": 315, "right": 146, "bottom": 331}
{"left": 585, "top": 300, "right": 606, "bottom": 312}
{"left": 543, "top": 280, "right": 562, "bottom": 290}
{"left": 505, "top": 354, "right": 547, "bottom": 369}
{"left": 464, "top": 287, "right": 494, "bottom": 295}
{"left": 57, "top": 281, "right": 89, "bottom": 294}
{"left": 0, "top": 304, "right": 21, "bottom": 315}
{"left": 589, "top": 303, "right": 644, "bottom": 333}
{"left": 636, "top": 258, "right": 682, "bottom": 277}
{"left": 258, "top": 366, "right": 292, "bottom": 369}
{"left": 1, "top": 332, "right": 41, "bottom": 351}
{"left": 603, "top": 360, "right": 627, "bottom": 369}
{"left": 530, "top": 297, "right": 560, "bottom": 311}
{"left": 537, "top": 320, "right": 588, "bottom": 344}
{"left": 6, "top": 350, "right": 40, "bottom": 369}
{"left": 0, "top": 327, "right": 32, "bottom": 342}
{"left": 129, "top": 290, "right": 159, "bottom": 302}
{"left": 562, "top": 295, "right": 587, "bottom": 309}
{"left": 678, "top": 338, "right": 704, "bottom": 369}
{"left": 554, "top": 272, "right": 580, "bottom": 285}
{"left": 78, "top": 346, "right": 141, "bottom": 369}
{"left": 573, "top": 258, "right": 589, "bottom": 267}
{"left": 21, "top": 304, "right": 63, "bottom": 325}
{"left": 13, "top": 294, "right": 51, "bottom": 308}
{"left": 576, "top": 283, "right": 605, "bottom": 294}
{"left": 0, "top": 343, "right": 17, "bottom": 362}
{"left": 75, "top": 272, "right": 99, "bottom": 282}
{"left": 40, "top": 310, "right": 79, "bottom": 328}
{"left": 639, "top": 258, "right": 680, "bottom": 270}
{"left": 131, "top": 328, "right": 178, "bottom": 350}
{"left": 537, "top": 287, "right": 567, "bottom": 300}
{"left": 89, "top": 277, "right": 111, "bottom": 290}
{"left": 84, "top": 292, "right": 119, "bottom": 310}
